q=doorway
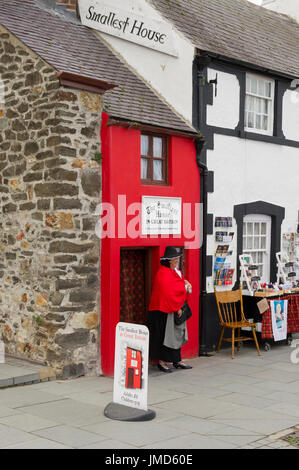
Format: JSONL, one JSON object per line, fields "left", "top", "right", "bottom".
{"left": 120, "top": 248, "right": 152, "bottom": 325}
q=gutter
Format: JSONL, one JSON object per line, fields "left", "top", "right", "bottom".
{"left": 56, "top": 71, "right": 117, "bottom": 95}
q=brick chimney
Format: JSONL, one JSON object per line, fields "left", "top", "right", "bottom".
{"left": 56, "top": 0, "right": 77, "bottom": 11}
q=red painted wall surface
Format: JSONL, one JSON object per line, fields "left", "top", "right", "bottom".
{"left": 101, "top": 113, "right": 200, "bottom": 376}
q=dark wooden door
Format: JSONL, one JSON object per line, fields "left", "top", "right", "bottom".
{"left": 120, "top": 249, "right": 151, "bottom": 325}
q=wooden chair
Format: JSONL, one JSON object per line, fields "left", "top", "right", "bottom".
{"left": 214, "top": 287, "right": 261, "bottom": 359}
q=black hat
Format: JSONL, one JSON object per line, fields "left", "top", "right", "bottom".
{"left": 161, "top": 246, "right": 182, "bottom": 260}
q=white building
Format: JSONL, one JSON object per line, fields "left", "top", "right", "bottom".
{"left": 78, "top": 0, "right": 299, "bottom": 353}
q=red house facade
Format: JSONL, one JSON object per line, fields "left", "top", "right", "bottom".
{"left": 100, "top": 114, "right": 201, "bottom": 376}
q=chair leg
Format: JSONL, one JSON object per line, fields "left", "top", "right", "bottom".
{"left": 232, "top": 328, "right": 235, "bottom": 359}
{"left": 237, "top": 328, "right": 241, "bottom": 352}
{"left": 217, "top": 327, "right": 225, "bottom": 353}
{"left": 252, "top": 327, "right": 261, "bottom": 356}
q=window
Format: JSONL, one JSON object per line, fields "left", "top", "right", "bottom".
{"left": 245, "top": 74, "right": 275, "bottom": 135}
{"left": 141, "top": 134, "right": 167, "bottom": 184}
{"left": 243, "top": 214, "right": 271, "bottom": 282}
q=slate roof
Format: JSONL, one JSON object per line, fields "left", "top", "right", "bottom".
{"left": 150, "top": 0, "right": 299, "bottom": 79}
{"left": 0, "top": 0, "right": 196, "bottom": 134}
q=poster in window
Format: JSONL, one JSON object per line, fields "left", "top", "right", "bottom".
{"left": 270, "top": 300, "right": 288, "bottom": 342}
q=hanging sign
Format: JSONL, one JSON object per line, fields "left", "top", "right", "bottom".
{"left": 141, "top": 196, "right": 182, "bottom": 235}
{"left": 113, "top": 322, "right": 150, "bottom": 411}
{"left": 78, "top": 0, "right": 178, "bottom": 57}
{"left": 270, "top": 299, "right": 288, "bottom": 342}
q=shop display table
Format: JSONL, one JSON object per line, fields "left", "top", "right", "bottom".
{"left": 243, "top": 290, "right": 299, "bottom": 350}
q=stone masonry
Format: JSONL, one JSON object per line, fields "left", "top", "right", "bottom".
{"left": 0, "top": 27, "right": 103, "bottom": 378}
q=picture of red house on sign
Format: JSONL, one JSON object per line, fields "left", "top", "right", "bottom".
{"left": 125, "top": 348, "right": 142, "bottom": 389}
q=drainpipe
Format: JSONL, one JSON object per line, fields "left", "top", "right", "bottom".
{"left": 195, "top": 143, "right": 209, "bottom": 356}
{"left": 194, "top": 55, "right": 212, "bottom": 356}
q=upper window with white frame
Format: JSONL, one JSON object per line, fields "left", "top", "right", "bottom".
{"left": 141, "top": 134, "right": 168, "bottom": 185}
{"left": 245, "top": 74, "right": 275, "bottom": 135}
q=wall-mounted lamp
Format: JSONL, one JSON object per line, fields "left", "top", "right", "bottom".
{"left": 209, "top": 74, "right": 218, "bottom": 97}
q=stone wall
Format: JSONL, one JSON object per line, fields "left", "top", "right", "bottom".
{"left": 0, "top": 27, "right": 103, "bottom": 378}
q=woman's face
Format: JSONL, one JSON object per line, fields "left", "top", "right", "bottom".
{"left": 170, "top": 258, "right": 180, "bottom": 269}
{"left": 276, "top": 303, "right": 282, "bottom": 315}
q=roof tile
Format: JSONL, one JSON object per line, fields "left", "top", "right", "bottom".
{"left": 150, "top": 0, "right": 299, "bottom": 78}
{"left": 0, "top": 0, "right": 196, "bottom": 134}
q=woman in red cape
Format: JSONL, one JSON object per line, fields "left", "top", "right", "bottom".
{"left": 147, "top": 246, "right": 193, "bottom": 373}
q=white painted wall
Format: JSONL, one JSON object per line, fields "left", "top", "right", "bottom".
{"left": 283, "top": 90, "right": 299, "bottom": 141}
{"left": 262, "top": 0, "right": 299, "bottom": 22}
{"left": 90, "top": 0, "right": 195, "bottom": 124}
{"left": 206, "top": 134, "right": 299, "bottom": 293}
{"left": 205, "top": 66, "right": 299, "bottom": 293}
{"left": 207, "top": 70, "right": 240, "bottom": 129}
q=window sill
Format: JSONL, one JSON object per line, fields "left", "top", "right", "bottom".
{"left": 245, "top": 128, "right": 273, "bottom": 137}
{"left": 141, "top": 180, "right": 169, "bottom": 187}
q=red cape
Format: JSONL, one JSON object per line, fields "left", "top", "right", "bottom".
{"left": 149, "top": 266, "right": 187, "bottom": 314}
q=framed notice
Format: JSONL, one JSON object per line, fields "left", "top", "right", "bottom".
{"left": 141, "top": 196, "right": 182, "bottom": 235}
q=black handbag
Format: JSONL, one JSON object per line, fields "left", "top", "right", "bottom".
{"left": 174, "top": 301, "right": 192, "bottom": 326}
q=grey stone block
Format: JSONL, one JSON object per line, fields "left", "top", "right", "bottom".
{"left": 13, "top": 373, "right": 40, "bottom": 386}
{"left": 0, "top": 378, "right": 13, "bottom": 388}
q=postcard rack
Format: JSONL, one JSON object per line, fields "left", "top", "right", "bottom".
{"left": 276, "top": 252, "right": 298, "bottom": 286}
{"left": 239, "top": 254, "right": 261, "bottom": 296}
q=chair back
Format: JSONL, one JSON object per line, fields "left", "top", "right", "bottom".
{"left": 214, "top": 287, "right": 245, "bottom": 325}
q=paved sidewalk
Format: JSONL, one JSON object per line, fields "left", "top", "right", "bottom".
{"left": 0, "top": 339, "right": 299, "bottom": 449}
{"left": 0, "top": 356, "right": 55, "bottom": 388}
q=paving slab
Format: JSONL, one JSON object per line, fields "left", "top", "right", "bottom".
{"left": 82, "top": 420, "right": 190, "bottom": 447}
{"left": 214, "top": 434, "right": 265, "bottom": 447}
{"left": 141, "top": 433, "right": 238, "bottom": 449}
{"left": 80, "top": 439, "right": 138, "bottom": 449}
{"left": 266, "top": 391, "right": 299, "bottom": 406}
{"left": 0, "top": 413, "right": 59, "bottom": 432}
{"left": 218, "top": 392, "right": 278, "bottom": 410}
{"left": 264, "top": 402, "right": 299, "bottom": 419}
{"left": 0, "top": 423, "right": 36, "bottom": 448}
{"left": 0, "top": 388, "right": 65, "bottom": 409}
{"left": 3, "top": 438, "right": 72, "bottom": 449}
{"left": 209, "top": 418, "right": 299, "bottom": 436}
{"left": 154, "top": 395, "right": 244, "bottom": 419}
{"left": 17, "top": 399, "right": 106, "bottom": 427}
{"left": 30, "top": 376, "right": 113, "bottom": 395}
{"left": 33, "top": 425, "right": 105, "bottom": 448}
{"left": 0, "top": 405, "right": 20, "bottom": 418}
{"left": 160, "top": 415, "right": 249, "bottom": 436}
{"left": 65, "top": 391, "right": 113, "bottom": 408}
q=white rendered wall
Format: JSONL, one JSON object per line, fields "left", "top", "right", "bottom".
{"left": 207, "top": 70, "right": 240, "bottom": 129}
{"left": 92, "top": 0, "right": 195, "bottom": 124}
{"left": 282, "top": 90, "right": 299, "bottom": 141}
{"left": 262, "top": 0, "right": 299, "bottom": 22}
{"left": 206, "top": 134, "right": 299, "bottom": 293}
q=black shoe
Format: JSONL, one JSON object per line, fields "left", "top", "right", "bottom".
{"left": 158, "top": 363, "right": 173, "bottom": 373}
{"left": 173, "top": 362, "right": 193, "bottom": 370}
